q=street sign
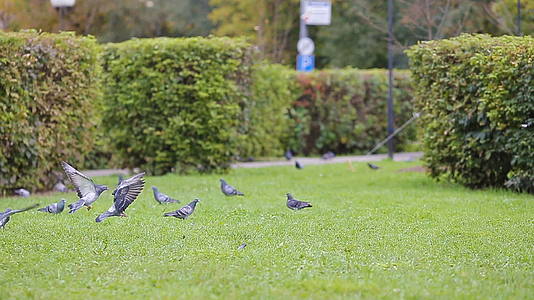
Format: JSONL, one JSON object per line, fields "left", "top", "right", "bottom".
{"left": 296, "top": 54, "right": 314, "bottom": 72}
{"left": 302, "top": 0, "right": 331, "bottom": 25}
{"left": 297, "top": 37, "right": 315, "bottom": 55}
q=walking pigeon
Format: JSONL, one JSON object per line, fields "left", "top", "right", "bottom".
{"left": 152, "top": 186, "right": 179, "bottom": 204}
{"left": 220, "top": 179, "right": 244, "bottom": 196}
{"left": 286, "top": 193, "right": 312, "bottom": 210}
{"left": 164, "top": 199, "right": 200, "bottom": 219}
{"left": 38, "top": 199, "right": 66, "bottom": 214}
{"left": 322, "top": 151, "right": 336, "bottom": 160}
{"left": 0, "top": 204, "right": 39, "bottom": 228}
{"left": 295, "top": 161, "right": 303, "bottom": 169}
{"left": 367, "top": 163, "right": 380, "bottom": 170}
{"left": 285, "top": 149, "right": 293, "bottom": 161}
{"left": 96, "top": 173, "right": 145, "bottom": 223}
{"left": 14, "top": 188, "right": 30, "bottom": 197}
{"left": 61, "top": 161, "right": 108, "bottom": 214}
{"left": 238, "top": 243, "right": 247, "bottom": 250}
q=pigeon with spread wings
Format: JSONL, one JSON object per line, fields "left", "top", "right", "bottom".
{"left": 96, "top": 173, "right": 145, "bottom": 223}
{"left": 61, "top": 161, "right": 108, "bottom": 213}
{"left": 0, "top": 204, "right": 39, "bottom": 229}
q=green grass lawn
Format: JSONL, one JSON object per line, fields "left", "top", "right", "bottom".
{"left": 1, "top": 161, "right": 532, "bottom": 299}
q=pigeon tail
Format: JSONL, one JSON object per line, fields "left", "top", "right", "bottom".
{"left": 68, "top": 200, "right": 85, "bottom": 214}
{"left": 236, "top": 191, "right": 244, "bottom": 196}
{"left": 95, "top": 211, "right": 112, "bottom": 223}
{"left": 163, "top": 212, "right": 176, "bottom": 217}
{"left": 37, "top": 207, "right": 49, "bottom": 213}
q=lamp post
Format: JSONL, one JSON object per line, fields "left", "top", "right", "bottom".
{"left": 387, "top": 0, "right": 394, "bottom": 159}
{"left": 50, "top": 0, "right": 76, "bottom": 31}
{"left": 517, "top": 0, "right": 521, "bottom": 36}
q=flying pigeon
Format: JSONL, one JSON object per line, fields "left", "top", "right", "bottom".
{"left": 0, "top": 204, "right": 39, "bottom": 229}
{"left": 284, "top": 149, "right": 293, "bottom": 160}
{"left": 96, "top": 173, "right": 145, "bottom": 222}
{"left": 14, "top": 188, "right": 30, "bottom": 198}
{"left": 367, "top": 163, "right": 380, "bottom": 170}
{"left": 220, "top": 179, "right": 244, "bottom": 196}
{"left": 322, "top": 151, "right": 336, "bottom": 160}
{"left": 164, "top": 199, "right": 200, "bottom": 219}
{"left": 38, "top": 199, "right": 66, "bottom": 214}
{"left": 286, "top": 193, "right": 312, "bottom": 210}
{"left": 295, "top": 161, "right": 303, "bottom": 169}
{"left": 53, "top": 182, "right": 69, "bottom": 193}
{"left": 61, "top": 161, "right": 108, "bottom": 214}
{"left": 152, "top": 186, "right": 179, "bottom": 204}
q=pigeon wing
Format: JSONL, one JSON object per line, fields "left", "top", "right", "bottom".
{"left": 61, "top": 161, "right": 96, "bottom": 198}
{"left": 11, "top": 203, "right": 39, "bottom": 215}
{"left": 113, "top": 174, "right": 145, "bottom": 213}
{"left": 176, "top": 205, "right": 193, "bottom": 218}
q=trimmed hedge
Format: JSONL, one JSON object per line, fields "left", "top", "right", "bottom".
{"left": 407, "top": 34, "right": 534, "bottom": 193}
{"left": 287, "top": 69, "right": 416, "bottom": 155}
{"left": 101, "top": 37, "right": 251, "bottom": 175}
{"left": 0, "top": 31, "right": 101, "bottom": 194}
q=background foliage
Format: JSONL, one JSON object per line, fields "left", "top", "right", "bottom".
{"left": 407, "top": 34, "right": 534, "bottom": 193}
{"left": 0, "top": 31, "right": 101, "bottom": 194}
{"left": 101, "top": 37, "right": 251, "bottom": 175}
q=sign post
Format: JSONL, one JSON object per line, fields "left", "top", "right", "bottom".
{"left": 296, "top": 0, "right": 331, "bottom": 72}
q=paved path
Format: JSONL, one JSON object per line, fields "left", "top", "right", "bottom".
{"left": 84, "top": 152, "right": 423, "bottom": 176}
{"left": 231, "top": 152, "right": 423, "bottom": 169}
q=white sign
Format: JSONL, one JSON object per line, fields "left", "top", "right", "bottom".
{"left": 302, "top": 0, "right": 331, "bottom": 26}
{"left": 297, "top": 37, "right": 315, "bottom": 55}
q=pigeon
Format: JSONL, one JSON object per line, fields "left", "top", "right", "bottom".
{"left": 284, "top": 149, "right": 293, "bottom": 160}
{"left": 367, "top": 163, "right": 380, "bottom": 170}
{"left": 14, "top": 188, "right": 30, "bottom": 198}
{"left": 295, "top": 161, "right": 303, "bottom": 169}
{"left": 220, "top": 179, "right": 244, "bottom": 196}
{"left": 238, "top": 243, "right": 247, "bottom": 250}
{"left": 0, "top": 204, "right": 39, "bottom": 229}
{"left": 53, "top": 182, "right": 69, "bottom": 193}
{"left": 152, "top": 186, "right": 179, "bottom": 204}
{"left": 117, "top": 175, "right": 124, "bottom": 185}
{"left": 164, "top": 199, "right": 200, "bottom": 219}
{"left": 286, "top": 193, "right": 312, "bottom": 210}
{"left": 38, "top": 199, "right": 66, "bottom": 214}
{"left": 96, "top": 173, "right": 145, "bottom": 222}
{"left": 61, "top": 161, "right": 109, "bottom": 214}
{"left": 322, "top": 151, "right": 335, "bottom": 160}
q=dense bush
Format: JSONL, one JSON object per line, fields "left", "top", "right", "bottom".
{"left": 407, "top": 34, "right": 534, "bottom": 193}
{"left": 101, "top": 37, "right": 251, "bottom": 175}
{"left": 287, "top": 69, "right": 416, "bottom": 155}
{"left": 0, "top": 31, "right": 101, "bottom": 194}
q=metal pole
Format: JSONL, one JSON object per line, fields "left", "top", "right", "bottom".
{"left": 517, "top": 0, "right": 521, "bottom": 36}
{"left": 58, "top": 7, "right": 65, "bottom": 31}
{"left": 387, "top": 0, "right": 394, "bottom": 159}
{"left": 299, "top": 0, "right": 308, "bottom": 39}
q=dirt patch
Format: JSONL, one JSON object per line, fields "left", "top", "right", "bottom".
{"left": 397, "top": 166, "right": 427, "bottom": 173}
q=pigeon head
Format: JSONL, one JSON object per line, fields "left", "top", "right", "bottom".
{"left": 152, "top": 186, "right": 158, "bottom": 192}
{"left": 191, "top": 198, "right": 200, "bottom": 207}
{"left": 95, "top": 184, "right": 108, "bottom": 194}
{"left": 286, "top": 193, "right": 294, "bottom": 200}
{"left": 220, "top": 179, "right": 226, "bottom": 184}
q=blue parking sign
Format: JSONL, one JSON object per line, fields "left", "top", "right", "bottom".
{"left": 297, "top": 54, "right": 314, "bottom": 72}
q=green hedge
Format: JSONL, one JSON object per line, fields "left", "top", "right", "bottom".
{"left": 407, "top": 34, "right": 534, "bottom": 193}
{"left": 0, "top": 31, "right": 101, "bottom": 194}
{"left": 287, "top": 69, "right": 416, "bottom": 155}
{"left": 101, "top": 37, "right": 251, "bottom": 175}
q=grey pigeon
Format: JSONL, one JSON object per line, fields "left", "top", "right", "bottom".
{"left": 14, "top": 188, "right": 30, "bottom": 198}
{"left": 164, "top": 199, "right": 200, "bottom": 219}
{"left": 38, "top": 199, "right": 66, "bottom": 214}
{"left": 322, "top": 151, "right": 335, "bottom": 160}
{"left": 118, "top": 175, "right": 124, "bottom": 185}
{"left": 286, "top": 193, "right": 312, "bottom": 210}
{"left": 285, "top": 149, "right": 293, "bottom": 160}
{"left": 96, "top": 173, "right": 145, "bottom": 223}
{"left": 152, "top": 186, "right": 179, "bottom": 204}
{"left": 367, "top": 163, "right": 380, "bottom": 170}
{"left": 61, "top": 161, "right": 108, "bottom": 214}
{"left": 238, "top": 243, "right": 247, "bottom": 250}
{"left": 0, "top": 204, "right": 39, "bottom": 229}
{"left": 220, "top": 179, "right": 244, "bottom": 196}
{"left": 53, "top": 182, "right": 69, "bottom": 193}
{"left": 295, "top": 161, "right": 303, "bottom": 169}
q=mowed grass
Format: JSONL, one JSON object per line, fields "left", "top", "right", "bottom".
{"left": 0, "top": 161, "right": 533, "bottom": 299}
